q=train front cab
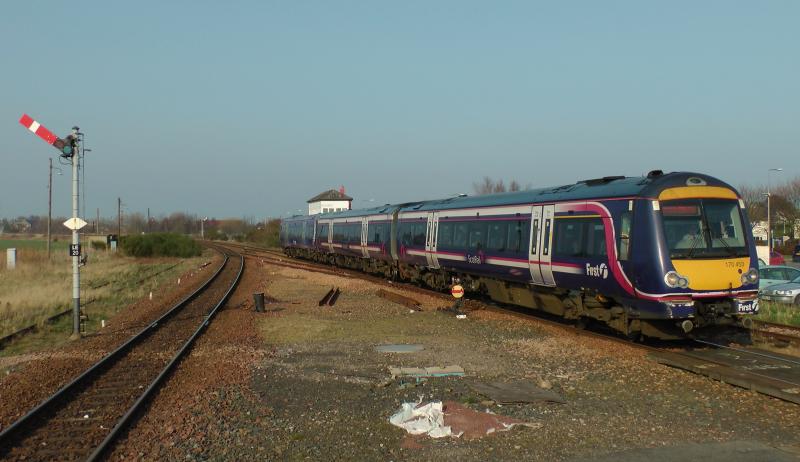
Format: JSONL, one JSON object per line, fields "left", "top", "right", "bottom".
{"left": 629, "top": 183, "right": 759, "bottom": 338}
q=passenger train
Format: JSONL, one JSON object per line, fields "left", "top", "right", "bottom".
{"left": 280, "top": 171, "right": 760, "bottom": 339}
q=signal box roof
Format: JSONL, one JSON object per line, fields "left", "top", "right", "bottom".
{"left": 307, "top": 189, "right": 353, "bottom": 203}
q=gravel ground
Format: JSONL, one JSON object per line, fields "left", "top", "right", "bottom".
{"left": 4, "top": 253, "right": 800, "bottom": 461}
{"left": 0, "top": 252, "right": 222, "bottom": 430}
{"left": 100, "top": 255, "right": 800, "bottom": 461}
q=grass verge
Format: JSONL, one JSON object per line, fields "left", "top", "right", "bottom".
{"left": 756, "top": 300, "right": 800, "bottom": 327}
{"left": 0, "top": 246, "right": 210, "bottom": 356}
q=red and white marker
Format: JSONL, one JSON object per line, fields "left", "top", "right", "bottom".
{"left": 451, "top": 284, "right": 464, "bottom": 299}
{"left": 19, "top": 114, "right": 59, "bottom": 146}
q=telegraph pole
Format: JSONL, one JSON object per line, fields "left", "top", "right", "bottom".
{"left": 118, "top": 197, "right": 122, "bottom": 236}
{"left": 47, "top": 158, "right": 53, "bottom": 259}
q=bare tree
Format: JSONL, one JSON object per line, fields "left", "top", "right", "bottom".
{"left": 738, "top": 184, "right": 767, "bottom": 222}
{"left": 472, "top": 177, "right": 527, "bottom": 195}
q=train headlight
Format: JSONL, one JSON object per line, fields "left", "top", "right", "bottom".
{"left": 665, "top": 271, "right": 689, "bottom": 288}
{"left": 741, "top": 268, "right": 759, "bottom": 285}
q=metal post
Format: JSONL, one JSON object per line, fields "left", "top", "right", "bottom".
{"left": 767, "top": 168, "right": 783, "bottom": 252}
{"left": 201, "top": 218, "right": 204, "bottom": 240}
{"left": 767, "top": 192, "right": 771, "bottom": 252}
{"left": 70, "top": 129, "right": 81, "bottom": 340}
{"left": 47, "top": 158, "right": 52, "bottom": 260}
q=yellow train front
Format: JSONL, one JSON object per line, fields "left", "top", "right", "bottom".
{"left": 622, "top": 172, "right": 759, "bottom": 338}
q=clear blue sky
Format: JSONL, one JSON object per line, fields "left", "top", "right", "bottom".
{"left": 1, "top": 1, "right": 798, "bottom": 220}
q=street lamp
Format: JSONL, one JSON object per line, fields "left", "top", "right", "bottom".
{"left": 767, "top": 168, "right": 783, "bottom": 252}
{"left": 201, "top": 217, "right": 208, "bottom": 240}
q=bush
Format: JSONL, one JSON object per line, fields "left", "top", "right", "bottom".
{"left": 120, "top": 233, "right": 202, "bottom": 258}
{"left": 776, "top": 239, "right": 798, "bottom": 256}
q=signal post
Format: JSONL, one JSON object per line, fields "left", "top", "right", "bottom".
{"left": 20, "top": 115, "right": 87, "bottom": 340}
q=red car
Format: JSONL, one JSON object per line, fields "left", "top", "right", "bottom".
{"left": 770, "top": 251, "right": 786, "bottom": 265}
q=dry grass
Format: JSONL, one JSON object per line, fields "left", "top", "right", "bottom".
{"left": 756, "top": 300, "right": 800, "bottom": 326}
{"left": 0, "top": 244, "right": 207, "bottom": 341}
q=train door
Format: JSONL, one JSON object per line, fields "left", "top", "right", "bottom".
{"left": 528, "top": 205, "right": 555, "bottom": 286}
{"left": 425, "top": 212, "right": 440, "bottom": 269}
{"left": 361, "top": 217, "right": 369, "bottom": 258}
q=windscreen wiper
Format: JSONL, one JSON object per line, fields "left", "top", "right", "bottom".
{"left": 685, "top": 229, "right": 706, "bottom": 259}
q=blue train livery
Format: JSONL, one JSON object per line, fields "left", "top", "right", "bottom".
{"left": 280, "top": 171, "right": 759, "bottom": 339}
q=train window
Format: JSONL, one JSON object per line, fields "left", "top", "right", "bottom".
{"left": 618, "top": 212, "right": 632, "bottom": 261}
{"left": 543, "top": 219, "right": 551, "bottom": 255}
{"left": 437, "top": 222, "right": 452, "bottom": 247}
{"left": 332, "top": 225, "right": 343, "bottom": 242}
{"left": 453, "top": 222, "right": 469, "bottom": 249}
{"left": 531, "top": 219, "right": 539, "bottom": 254}
{"left": 553, "top": 218, "right": 606, "bottom": 258}
{"left": 487, "top": 222, "right": 508, "bottom": 251}
{"left": 412, "top": 222, "right": 427, "bottom": 246}
{"left": 468, "top": 222, "right": 487, "bottom": 250}
{"left": 368, "top": 223, "right": 381, "bottom": 244}
{"left": 507, "top": 220, "right": 527, "bottom": 253}
{"left": 586, "top": 221, "right": 607, "bottom": 258}
{"left": 398, "top": 222, "right": 413, "bottom": 246}
{"left": 554, "top": 220, "right": 585, "bottom": 257}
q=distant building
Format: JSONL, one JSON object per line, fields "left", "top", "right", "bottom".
{"left": 12, "top": 219, "right": 31, "bottom": 233}
{"left": 307, "top": 188, "right": 353, "bottom": 215}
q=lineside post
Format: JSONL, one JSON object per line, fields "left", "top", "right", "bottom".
{"left": 70, "top": 127, "right": 81, "bottom": 340}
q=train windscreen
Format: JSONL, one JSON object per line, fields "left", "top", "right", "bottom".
{"left": 661, "top": 199, "right": 748, "bottom": 259}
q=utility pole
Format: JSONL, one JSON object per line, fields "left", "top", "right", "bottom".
{"left": 96, "top": 208, "right": 100, "bottom": 234}
{"left": 47, "top": 158, "right": 53, "bottom": 260}
{"left": 147, "top": 207, "right": 150, "bottom": 233}
{"left": 118, "top": 197, "right": 122, "bottom": 237}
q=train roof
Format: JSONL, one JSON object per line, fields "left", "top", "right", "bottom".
{"left": 289, "top": 171, "right": 738, "bottom": 221}
{"left": 401, "top": 171, "right": 738, "bottom": 212}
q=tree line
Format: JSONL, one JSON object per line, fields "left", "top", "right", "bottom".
{"left": 739, "top": 176, "right": 800, "bottom": 237}
{"left": 0, "top": 212, "right": 282, "bottom": 246}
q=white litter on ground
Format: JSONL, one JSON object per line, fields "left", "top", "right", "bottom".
{"left": 389, "top": 400, "right": 453, "bottom": 438}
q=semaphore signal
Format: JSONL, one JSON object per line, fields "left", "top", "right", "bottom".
{"left": 18, "top": 113, "right": 85, "bottom": 340}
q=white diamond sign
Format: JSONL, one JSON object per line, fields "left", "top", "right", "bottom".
{"left": 63, "top": 217, "right": 88, "bottom": 231}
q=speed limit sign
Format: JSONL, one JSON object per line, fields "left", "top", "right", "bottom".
{"left": 450, "top": 284, "right": 464, "bottom": 299}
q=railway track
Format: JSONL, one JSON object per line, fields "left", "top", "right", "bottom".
{"left": 0, "top": 246, "right": 243, "bottom": 462}
{"left": 220, "top": 241, "right": 800, "bottom": 405}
